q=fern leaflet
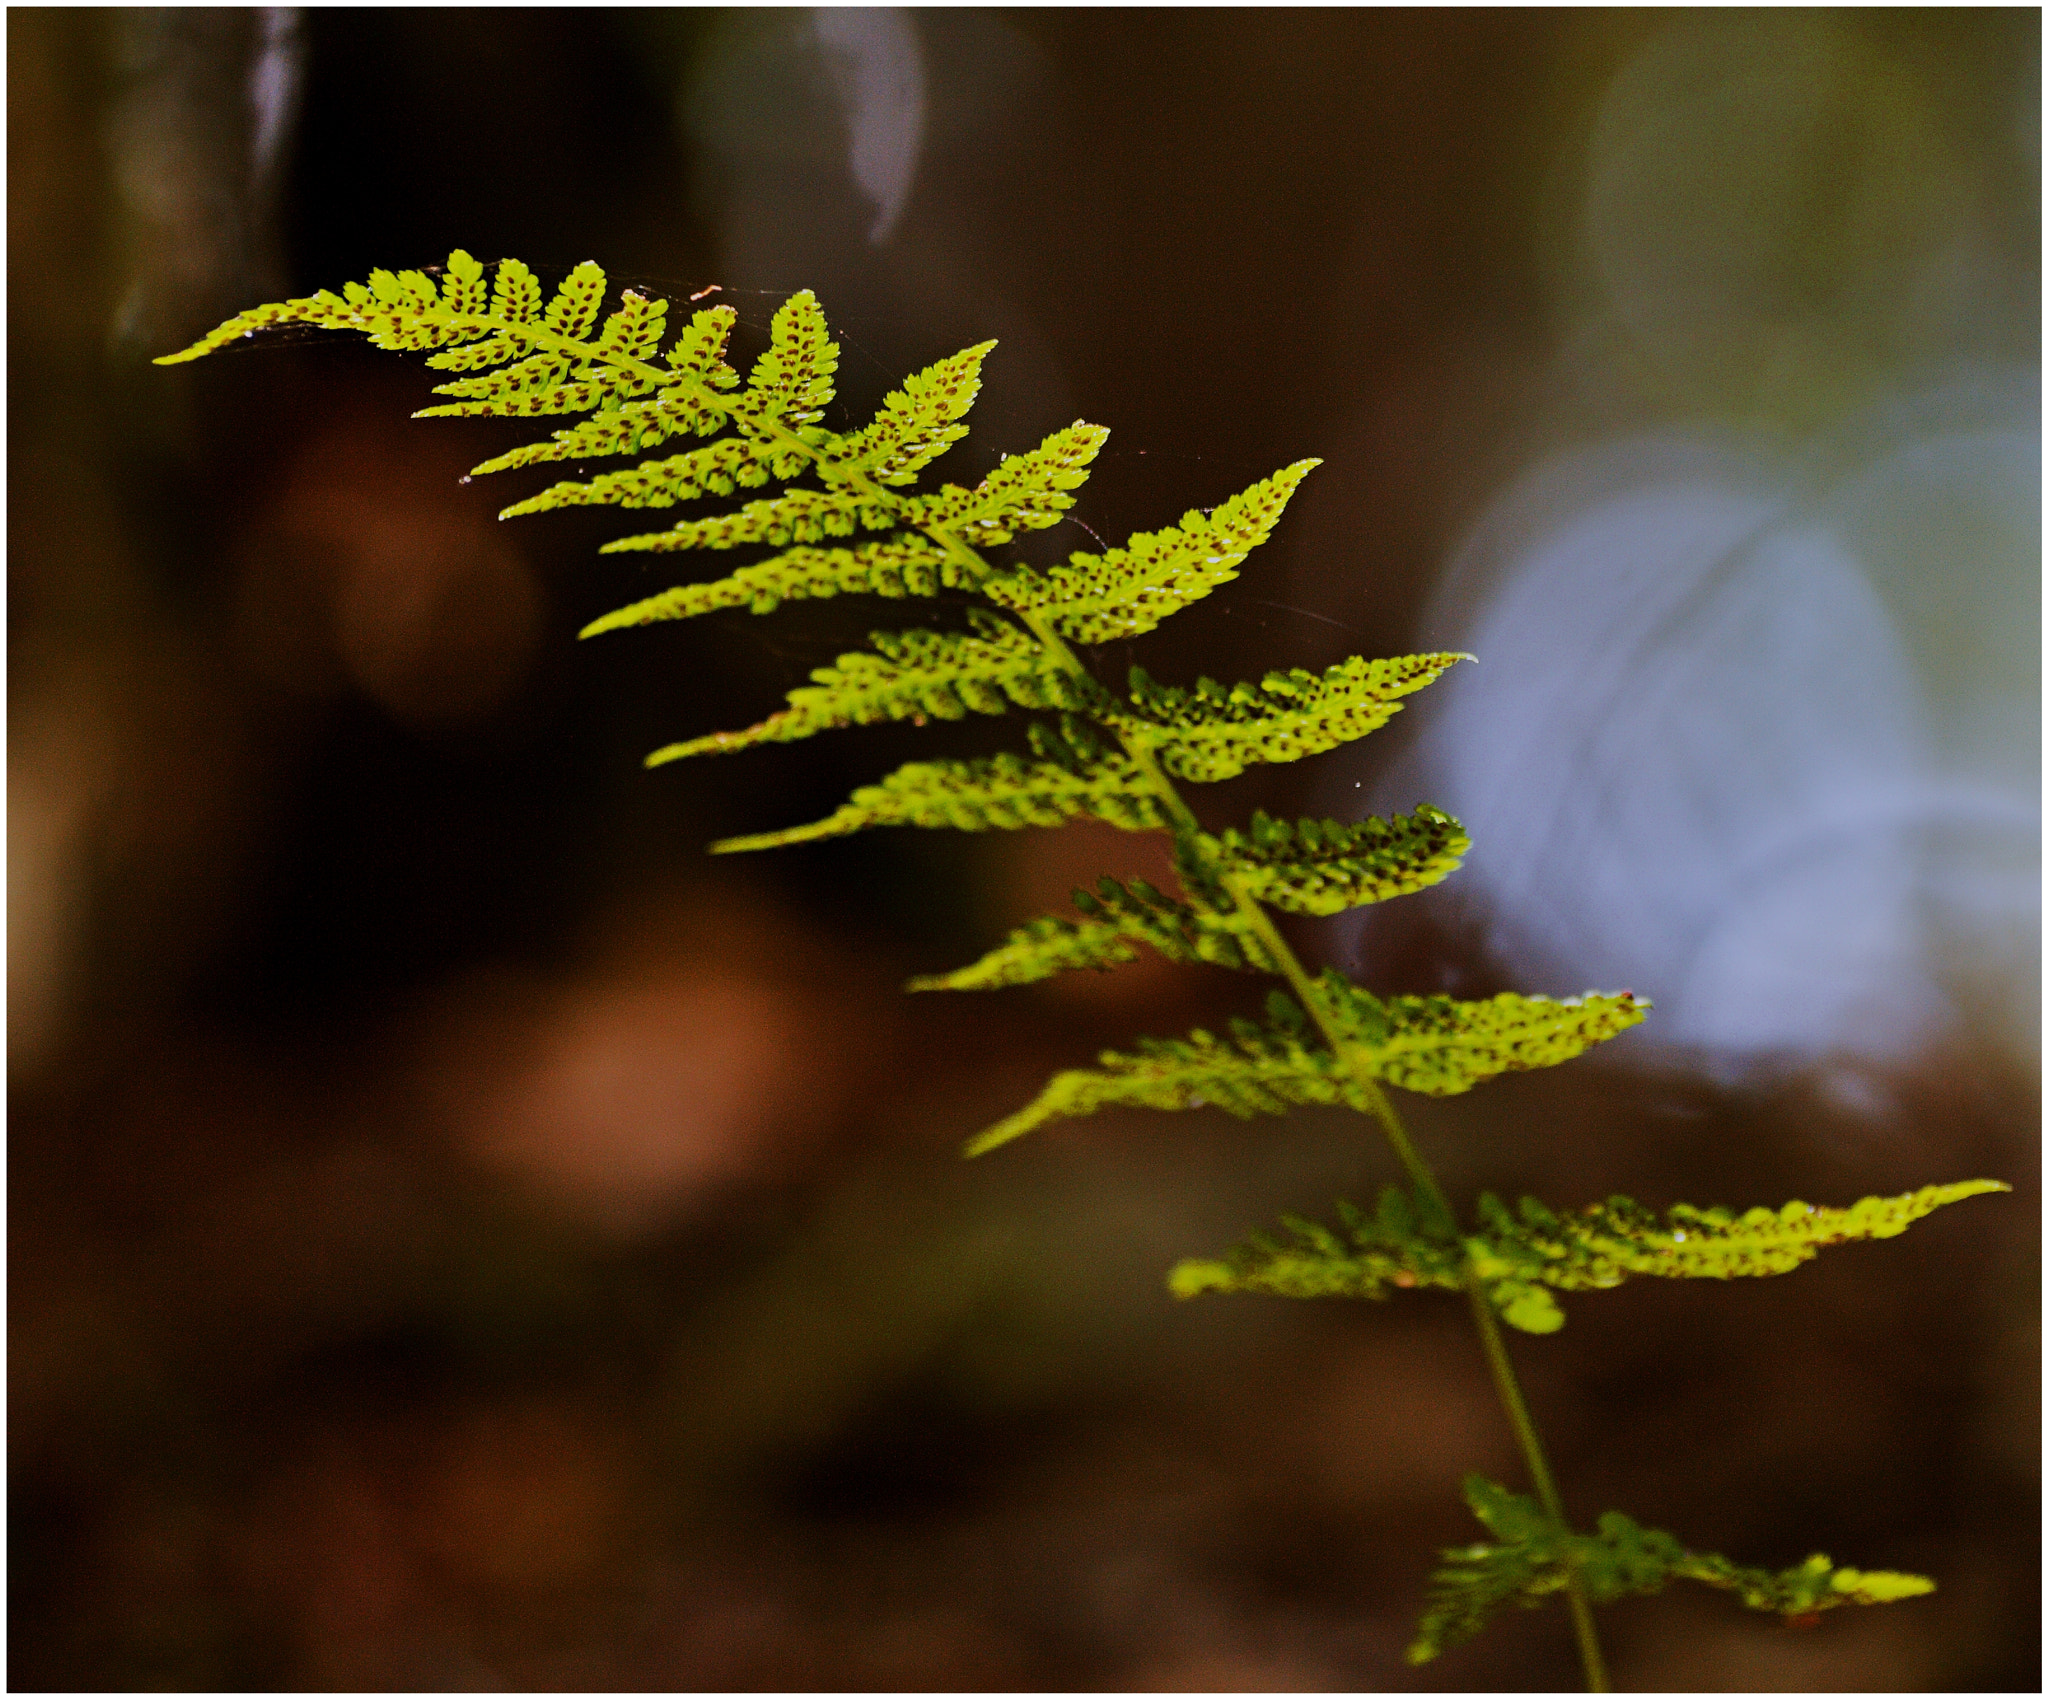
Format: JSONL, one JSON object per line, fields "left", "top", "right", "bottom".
{"left": 964, "top": 990, "right": 1366, "bottom": 1157}
{"left": 1192, "top": 807, "right": 1469, "bottom": 914}
{"left": 827, "top": 341, "right": 996, "bottom": 486}
{"left": 1115, "top": 653, "right": 1469, "bottom": 782}
{"left": 579, "top": 537, "right": 952, "bottom": 633}
{"left": 603, "top": 486, "right": 898, "bottom": 553}
{"left": 985, "top": 460, "right": 1319, "bottom": 641}
{"left": 966, "top": 980, "right": 1645, "bottom": 1154}
{"left": 712, "top": 720, "right": 1168, "bottom": 853}
{"left": 647, "top": 613, "right": 1090, "bottom": 765}
{"left": 1171, "top": 1178, "right": 2009, "bottom": 1333}
{"left": 910, "top": 874, "right": 1281, "bottom": 991}
{"left": 899, "top": 422, "right": 1111, "bottom": 549}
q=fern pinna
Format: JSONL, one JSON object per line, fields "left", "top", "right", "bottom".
{"left": 161, "top": 253, "right": 2007, "bottom": 1690}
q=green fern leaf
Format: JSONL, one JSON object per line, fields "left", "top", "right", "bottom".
{"left": 413, "top": 349, "right": 578, "bottom": 415}
{"left": 665, "top": 303, "right": 743, "bottom": 390}
{"left": 1408, "top": 1476, "right": 1935, "bottom": 1664}
{"left": 1169, "top": 1186, "right": 1466, "bottom": 1303}
{"left": 542, "top": 260, "right": 608, "bottom": 339}
{"left": 421, "top": 333, "right": 528, "bottom": 374}
{"left": 907, "top": 915, "right": 1140, "bottom": 991}
{"left": 1174, "top": 1179, "right": 2005, "bottom": 1333}
{"left": 712, "top": 721, "right": 1167, "bottom": 853}
{"left": 985, "top": 460, "right": 1318, "bottom": 642}
{"left": 467, "top": 387, "right": 722, "bottom": 473}
{"left": 412, "top": 260, "right": 667, "bottom": 419}
{"left": 827, "top": 341, "right": 996, "bottom": 486}
{"left": 1319, "top": 974, "right": 1649, "bottom": 1096}
{"left": 158, "top": 255, "right": 744, "bottom": 453}
{"left": 1469, "top": 1179, "right": 2012, "bottom": 1291}
{"left": 975, "top": 977, "right": 1646, "bottom": 1156}
{"left": 578, "top": 536, "right": 951, "bottom": 634}
{"left": 498, "top": 435, "right": 789, "bottom": 517}
{"left": 645, "top": 613, "right": 1088, "bottom": 764}
{"left": 1196, "top": 807, "right": 1469, "bottom": 914}
{"left": 488, "top": 255, "right": 543, "bottom": 324}
{"left": 914, "top": 875, "right": 1280, "bottom": 992}
{"left": 466, "top": 306, "right": 738, "bottom": 472}
{"left": 901, "top": 423, "right": 1110, "bottom": 549}
{"left": 1115, "top": 653, "right": 1468, "bottom": 783}
{"left": 601, "top": 486, "right": 897, "bottom": 554}
{"left": 731, "top": 289, "right": 839, "bottom": 427}
{"left": 590, "top": 287, "right": 669, "bottom": 365}
{"left": 153, "top": 256, "right": 488, "bottom": 365}
{"left": 437, "top": 246, "right": 489, "bottom": 315}
{"left": 965, "top": 990, "right": 1364, "bottom": 1156}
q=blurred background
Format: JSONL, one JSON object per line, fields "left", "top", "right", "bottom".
{"left": 9, "top": 8, "right": 2037, "bottom": 1690}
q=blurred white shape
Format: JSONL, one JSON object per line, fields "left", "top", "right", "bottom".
{"left": 681, "top": 9, "right": 925, "bottom": 247}
{"left": 104, "top": 8, "right": 303, "bottom": 354}
{"left": 1355, "top": 426, "right": 2038, "bottom": 1078}
{"left": 248, "top": 8, "right": 304, "bottom": 179}
{"left": 813, "top": 8, "right": 925, "bottom": 243}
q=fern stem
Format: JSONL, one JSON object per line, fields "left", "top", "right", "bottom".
{"left": 998, "top": 610, "right": 1613, "bottom": 1695}
{"left": 1462, "top": 1264, "right": 1612, "bottom": 1690}
{"left": 723, "top": 399, "right": 1615, "bottom": 1690}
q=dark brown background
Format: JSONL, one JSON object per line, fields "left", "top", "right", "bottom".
{"left": 11, "top": 9, "right": 2037, "bottom": 1690}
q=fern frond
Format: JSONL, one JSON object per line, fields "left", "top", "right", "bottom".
{"left": 912, "top": 875, "right": 1280, "bottom": 991}
{"left": 712, "top": 719, "right": 1167, "bottom": 853}
{"left": 601, "top": 486, "right": 898, "bottom": 554}
{"left": 1193, "top": 807, "right": 1469, "bottom": 915}
{"left": 1173, "top": 1178, "right": 2007, "bottom": 1334}
{"left": 964, "top": 989, "right": 1364, "bottom": 1157}
{"left": 1114, "top": 653, "right": 1467, "bottom": 783}
{"left": 1408, "top": 1476, "right": 1935, "bottom": 1664}
{"left": 901, "top": 423, "right": 1110, "bottom": 549}
{"left": 646, "top": 613, "right": 1089, "bottom": 765}
{"left": 578, "top": 537, "right": 951, "bottom": 634}
{"left": 826, "top": 342, "right": 995, "bottom": 486}
{"left": 985, "top": 460, "right": 1318, "bottom": 642}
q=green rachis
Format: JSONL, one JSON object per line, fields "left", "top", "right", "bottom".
{"left": 159, "top": 252, "right": 2008, "bottom": 1689}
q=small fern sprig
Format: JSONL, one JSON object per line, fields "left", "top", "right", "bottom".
{"left": 1409, "top": 1475, "right": 1936, "bottom": 1666}
{"left": 161, "top": 257, "right": 2007, "bottom": 1691}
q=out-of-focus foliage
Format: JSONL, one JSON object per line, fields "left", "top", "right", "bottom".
{"left": 1409, "top": 1475, "right": 1937, "bottom": 1665}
